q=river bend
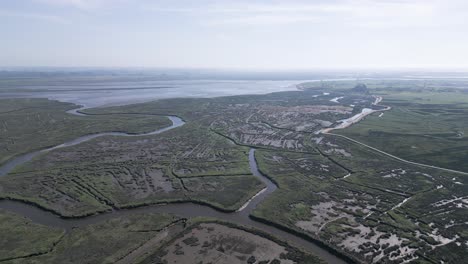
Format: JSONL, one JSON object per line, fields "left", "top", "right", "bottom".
{"left": 0, "top": 108, "right": 346, "bottom": 264}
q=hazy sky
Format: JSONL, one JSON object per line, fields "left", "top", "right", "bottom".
{"left": 1, "top": 0, "right": 467, "bottom": 70}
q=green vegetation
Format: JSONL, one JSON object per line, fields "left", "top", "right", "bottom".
{"left": 0, "top": 212, "right": 324, "bottom": 264}
{"left": 2, "top": 79, "right": 468, "bottom": 263}
{"left": 26, "top": 88, "right": 374, "bottom": 217}
{"left": 0, "top": 98, "right": 171, "bottom": 166}
{"left": 0, "top": 210, "right": 64, "bottom": 262}
{"left": 1, "top": 115, "right": 263, "bottom": 216}
{"left": 338, "top": 89, "right": 468, "bottom": 172}
{"left": 138, "top": 221, "right": 325, "bottom": 264}
{"left": 252, "top": 135, "right": 468, "bottom": 263}
{"left": 242, "top": 81, "right": 468, "bottom": 263}
{"left": 298, "top": 79, "right": 468, "bottom": 93}
{"left": 2, "top": 213, "right": 181, "bottom": 264}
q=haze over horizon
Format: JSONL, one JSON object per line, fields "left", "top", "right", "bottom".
{"left": 1, "top": 0, "right": 468, "bottom": 70}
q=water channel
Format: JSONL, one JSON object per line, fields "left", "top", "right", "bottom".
{"left": 0, "top": 110, "right": 347, "bottom": 264}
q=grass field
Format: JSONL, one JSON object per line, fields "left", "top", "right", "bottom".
{"left": 338, "top": 90, "right": 468, "bottom": 172}
{"left": 1, "top": 212, "right": 181, "bottom": 264}
{"left": 0, "top": 210, "right": 64, "bottom": 262}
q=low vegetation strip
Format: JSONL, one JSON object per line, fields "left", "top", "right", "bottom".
{"left": 336, "top": 89, "right": 468, "bottom": 173}
{"left": 326, "top": 132, "right": 468, "bottom": 176}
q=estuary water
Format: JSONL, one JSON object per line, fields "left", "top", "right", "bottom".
{"left": 0, "top": 80, "right": 302, "bottom": 108}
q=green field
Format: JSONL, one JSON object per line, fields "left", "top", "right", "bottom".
{"left": 1, "top": 212, "right": 181, "bottom": 264}
{"left": 338, "top": 90, "right": 468, "bottom": 172}
{"left": 0, "top": 210, "right": 64, "bottom": 262}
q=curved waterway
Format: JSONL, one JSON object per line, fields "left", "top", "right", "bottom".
{"left": 0, "top": 109, "right": 347, "bottom": 264}
{"left": 0, "top": 115, "right": 184, "bottom": 177}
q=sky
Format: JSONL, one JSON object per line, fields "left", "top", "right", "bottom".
{"left": 1, "top": 0, "right": 468, "bottom": 70}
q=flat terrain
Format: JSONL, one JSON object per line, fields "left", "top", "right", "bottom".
{"left": 0, "top": 98, "right": 170, "bottom": 166}
{"left": 253, "top": 136, "right": 467, "bottom": 263}
{"left": 1, "top": 79, "right": 467, "bottom": 263}
{"left": 1, "top": 112, "right": 263, "bottom": 216}
{"left": 139, "top": 222, "right": 323, "bottom": 264}
{"left": 0, "top": 212, "right": 181, "bottom": 264}
{"left": 337, "top": 90, "right": 468, "bottom": 172}
{"left": 0, "top": 210, "right": 64, "bottom": 262}
{"left": 0, "top": 211, "right": 321, "bottom": 264}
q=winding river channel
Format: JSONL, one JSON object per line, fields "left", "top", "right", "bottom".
{"left": 0, "top": 110, "right": 347, "bottom": 264}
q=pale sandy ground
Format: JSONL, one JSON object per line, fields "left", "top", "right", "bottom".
{"left": 161, "top": 223, "right": 295, "bottom": 264}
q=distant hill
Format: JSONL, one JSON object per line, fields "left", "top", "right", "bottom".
{"left": 351, "top": 83, "right": 370, "bottom": 94}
